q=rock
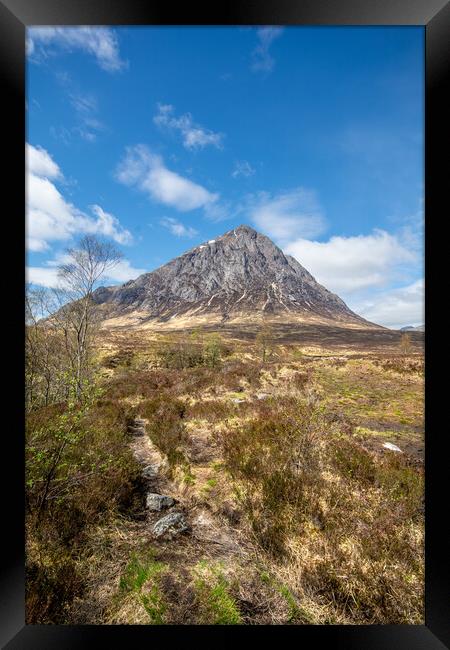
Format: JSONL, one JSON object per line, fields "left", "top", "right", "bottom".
{"left": 382, "top": 442, "right": 403, "bottom": 453}
{"left": 142, "top": 464, "right": 159, "bottom": 480}
{"left": 231, "top": 398, "right": 245, "bottom": 404}
{"left": 146, "top": 493, "right": 175, "bottom": 511}
{"left": 128, "top": 426, "right": 145, "bottom": 436}
{"left": 152, "top": 512, "right": 188, "bottom": 539}
{"left": 312, "top": 515, "right": 325, "bottom": 530}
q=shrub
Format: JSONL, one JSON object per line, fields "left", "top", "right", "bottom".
{"left": 218, "top": 360, "right": 261, "bottom": 390}
{"left": 102, "top": 349, "right": 134, "bottom": 369}
{"left": 25, "top": 383, "right": 142, "bottom": 623}
{"left": 331, "top": 437, "right": 377, "bottom": 484}
{"left": 193, "top": 562, "right": 242, "bottom": 625}
{"left": 220, "top": 399, "right": 324, "bottom": 555}
{"left": 187, "top": 399, "right": 233, "bottom": 422}
{"left": 107, "top": 369, "right": 176, "bottom": 400}
{"left": 141, "top": 394, "right": 189, "bottom": 469}
{"left": 26, "top": 553, "right": 83, "bottom": 624}
{"left": 155, "top": 333, "right": 229, "bottom": 370}
{"left": 373, "top": 358, "right": 423, "bottom": 375}
{"left": 156, "top": 338, "right": 204, "bottom": 370}
{"left": 291, "top": 371, "right": 310, "bottom": 390}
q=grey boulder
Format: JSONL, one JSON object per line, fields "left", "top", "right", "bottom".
{"left": 142, "top": 464, "right": 159, "bottom": 480}
{"left": 146, "top": 493, "right": 175, "bottom": 511}
{"left": 152, "top": 512, "right": 189, "bottom": 539}
{"left": 128, "top": 426, "right": 145, "bottom": 436}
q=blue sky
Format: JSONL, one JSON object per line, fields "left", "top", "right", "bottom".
{"left": 26, "top": 26, "right": 424, "bottom": 328}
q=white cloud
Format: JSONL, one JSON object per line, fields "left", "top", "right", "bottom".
{"left": 26, "top": 143, "right": 132, "bottom": 251}
{"left": 284, "top": 230, "right": 417, "bottom": 294}
{"left": 26, "top": 142, "right": 62, "bottom": 179}
{"left": 349, "top": 279, "right": 424, "bottom": 329}
{"left": 26, "top": 266, "right": 60, "bottom": 288}
{"left": 27, "top": 257, "right": 146, "bottom": 288}
{"left": 251, "top": 27, "right": 283, "bottom": 74}
{"left": 103, "top": 259, "right": 147, "bottom": 283}
{"left": 160, "top": 217, "right": 198, "bottom": 238}
{"left": 115, "top": 144, "right": 218, "bottom": 212}
{"left": 232, "top": 160, "right": 255, "bottom": 178}
{"left": 153, "top": 104, "right": 224, "bottom": 150}
{"left": 27, "top": 27, "right": 126, "bottom": 72}
{"left": 88, "top": 205, "right": 133, "bottom": 245}
{"left": 249, "top": 188, "right": 326, "bottom": 242}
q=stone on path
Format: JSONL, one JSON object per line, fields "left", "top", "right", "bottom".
{"left": 146, "top": 493, "right": 175, "bottom": 511}
{"left": 128, "top": 426, "right": 145, "bottom": 436}
{"left": 142, "top": 464, "right": 159, "bottom": 480}
{"left": 152, "top": 512, "right": 188, "bottom": 539}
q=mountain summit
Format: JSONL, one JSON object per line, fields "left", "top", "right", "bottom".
{"left": 93, "top": 225, "right": 374, "bottom": 328}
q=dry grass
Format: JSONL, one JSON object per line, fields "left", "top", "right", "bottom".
{"left": 26, "top": 327, "right": 424, "bottom": 625}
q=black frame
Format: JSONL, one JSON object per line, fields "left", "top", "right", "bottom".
{"left": 2, "top": 0, "right": 449, "bottom": 647}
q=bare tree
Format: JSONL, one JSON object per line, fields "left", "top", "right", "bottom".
{"left": 26, "top": 236, "right": 122, "bottom": 407}
{"left": 399, "top": 332, "right": 412, "bottom": 356}
{"left": 56, "top": 235, "right": 122, "bottom": 398}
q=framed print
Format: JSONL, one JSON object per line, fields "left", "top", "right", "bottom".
{"left": 1, "top": 0, "right": 449, "bottom": 647}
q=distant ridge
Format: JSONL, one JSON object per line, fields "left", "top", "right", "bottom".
{"left": 400, "top": 325, "right": 425, "bottom": 332}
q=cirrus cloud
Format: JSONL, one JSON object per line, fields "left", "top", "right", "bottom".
{"left": 160, "top": 217, "right": 198, "bottom": 238}
{"left": 251, "top": 27, "right": 284, "bottom": 74}
{"left": 154, "top": 103, "right": 224, "bottom": 150}
{"left": 232, "top": 160, "right": 255, "bottom": 178}
{"left": 27, "top": 26, "right": 126, "bottom": 72}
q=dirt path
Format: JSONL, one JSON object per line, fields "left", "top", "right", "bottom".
{"left": 128, "top": 416, "right": 246, "bottom": 552}
{"left": 70, "top": 415, "right": 247, "bottom": 624}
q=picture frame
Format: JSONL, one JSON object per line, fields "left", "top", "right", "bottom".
{"left": 2, "top": 0, "right": 448, "bottom": 646}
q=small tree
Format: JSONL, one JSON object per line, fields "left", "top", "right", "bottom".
{"left": 255, "top": 323, "right": 274, "bottom": 363}
{"left": 204, "top": 333, "right": 223, "bottom": 368}
{"left": 54, "top": 235, "right": 122, "bottom": 398}
{"left": 399, "top": 332, "right": 412, "bottom": 356}
{"left": 26, "top": 236, "right": 122, "bottom": 406}
{"left": 26, "top": 287, "right": 68, "bottom": 409}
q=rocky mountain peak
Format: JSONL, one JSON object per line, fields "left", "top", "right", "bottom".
{"left": 93, "top": 224, "right": 372, "bottom": 326}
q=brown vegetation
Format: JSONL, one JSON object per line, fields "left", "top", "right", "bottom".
{"left": 25, "top": 316, "right": 424, "bottom": 625}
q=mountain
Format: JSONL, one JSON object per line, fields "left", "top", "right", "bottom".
{"left": 93, "top": 225, "right": 379, "bottom": 329}
{"left": 400, "top": 325, "right": 425, "bottom": 332}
